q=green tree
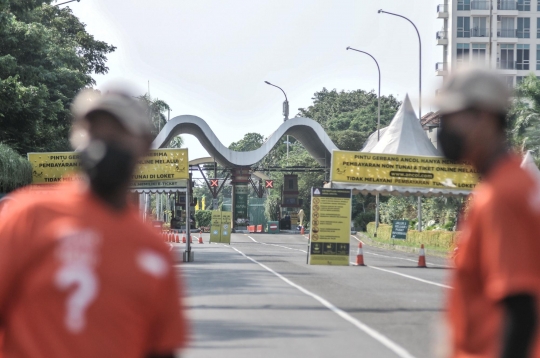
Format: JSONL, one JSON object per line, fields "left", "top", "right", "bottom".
{"left": 298, "top": 88, "right": 401, "bottom": 149}
{"left": 0, "top": 1, "right": 116, "bottom": 154}
{"left": 229, "top": 133, "right": 265, "bottom": 152}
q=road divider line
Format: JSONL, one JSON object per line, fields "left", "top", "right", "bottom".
{"left": 365, "top": 251, "right": 452, "bottom": 268}
{"left": 248, "top": 236, "right": 307, "bottom": 253}
{"left": 230, "top": 245, "right": 416, "bottom": 358}
{"left": 365, "top": 264, "right": 453, "bottom": 289}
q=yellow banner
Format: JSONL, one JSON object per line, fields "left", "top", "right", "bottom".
{"left": 28, "top": 149, "right": 189, "bottom": 184}
{"left": 331, "top": 150, "right": 478, "bottom": 190}
{"left": 309, "top": 188, "right": 351, "bottom": 266}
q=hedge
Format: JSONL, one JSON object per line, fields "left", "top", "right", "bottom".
{"left": 0, "top": 143, "right": 32, "bottom": 193}
{"left": 194, "top": 210, "right": 212, "bottom": 227}
{"left": 366, "top": 222, "right": 459, "bottom": 250}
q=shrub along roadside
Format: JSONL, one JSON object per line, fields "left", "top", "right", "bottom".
{"left": 0, "top": 143, "right": 32, "bottom": 193}
{"left": 366, "top": 222, "right": 459, "bottom": 252}
{"left": 194, "top": 210, "right": 212, "bottom": 228}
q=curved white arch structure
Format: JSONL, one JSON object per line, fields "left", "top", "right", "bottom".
{"left": 152, "top": 115, "right": 337, "bottom": 167}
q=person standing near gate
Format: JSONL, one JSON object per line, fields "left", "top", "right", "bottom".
{"left": 436, "top": 69, "right": 540, "bottom": 357}
{"left": 0, "top": 87, "right": 189, "bottom": 358}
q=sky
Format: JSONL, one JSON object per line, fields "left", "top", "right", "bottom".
{"left": 67, "top": 0, "right": 443, "bottom": 160}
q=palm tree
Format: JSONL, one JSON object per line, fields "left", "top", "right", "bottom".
{"left": 509, "top": 74, "right": 540, "bottom": 158}
{"left": 137, "top": 94, "right": 183, "bottom": 147}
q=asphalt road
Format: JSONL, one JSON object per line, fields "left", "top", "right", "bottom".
{"left": 171, "top": 233, "right": 453, "bottom": 358}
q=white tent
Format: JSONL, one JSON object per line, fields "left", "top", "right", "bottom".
{"left": 521, "top": 151, "right": 540, "bottom": 179}
{"left": 331, "top": 94, "right": 470, "bottom": 197}
{"left": 368, "top": 94, "right": 441, "bottom": 156}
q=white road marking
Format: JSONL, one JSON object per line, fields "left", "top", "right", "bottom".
{"left": 247, "top": 235, "right": 307, "bottom": 253}
{"left": 365, "top": 265, "right": 453, "bottom": 289}
{"left": 365, "top": 251, "right": 453, "bottom": 268}
{"left": 248, "top": 235, "right": 451, "bottom": 289}
{"left": 351, "top": 236, "right": 453, "bottom": 268}
{"left": 230, "top": 245, "right": 416, "bottom": 358}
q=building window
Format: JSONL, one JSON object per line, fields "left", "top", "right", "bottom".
{"left": 518, "top": 0, "right": 531, "bottom": 10}
{"left": 503, "top": 76, "right": 514, "bottom": 88}
{"left": 517, "top": 44, "right": 530, "bottom": 70}
{"left": 517, "top": 76, "right": 525, "bottom": 85}
{"left": 538, "top": 0, "right": 540, "bottom": 11}
{"left": 458, "top": 17, "right": 471, "bottom": 38}
{"left": 536, "top": 45, "right": 540, "bottom": 70}
{"left": 458, "top": 0, "right": 471, "bottom": 10}
{"left": 472, "top": 17, "right": 489, "bottom": 37}
{"left": 499, "top": 17, "right": 516, "bottom": 38}
{"left": 472, "top": 44, "right": 487, "bottom": 64}
{"left": 518, "top": 17, "right": 531, "bottom": 38}
{"left": 457, "top": 43, "right": 470, "bottom": 66}
{"left": 537, "top": 18, "right": 540, "bottom": 38}
{"left": 500, "top": 44, "right": 515, "bottom": 69}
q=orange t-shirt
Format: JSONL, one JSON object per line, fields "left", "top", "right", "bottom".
{"left": 448, "top": 155, "right": 540, "bottom": 357}
{"left": 0, "top": 182, "right": 189, "bottom": 358}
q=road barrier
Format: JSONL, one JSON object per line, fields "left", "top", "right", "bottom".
{"left": 248, "top": 225, "right": 256, "bottom": 233}
{"left": 256, "top": 225, "right": 263, "bottom": 233}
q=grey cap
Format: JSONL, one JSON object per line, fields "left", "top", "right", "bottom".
{"left": 434, "top": 68, "right": 511, "bottom": 115}
{"left": 71, "top": 88, "right": 152, "bottom": 137}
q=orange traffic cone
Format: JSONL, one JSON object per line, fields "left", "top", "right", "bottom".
{"left": 198, "top": 233, "right": 204, "bottom": 244}
{"left": 418, "top": 244, "right": 427, "bottom": 268}
{"left": 355, "top": 242, "right": 365, "bottom": 266}
{"left": 300, "top": 227, "right": 305, "bottom": 235}
{"left": 166, "top": 233, "right": 170, "bottom": 242}
{"left": 182, "top": 232, "right": 186, "bottom": 244}
{"left": 190, "top": 235, "right": 193, "bottom": 244}
{"left": 175, "top": 233, "right": 180, "bottom": 243}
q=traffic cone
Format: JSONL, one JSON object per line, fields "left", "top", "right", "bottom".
{"left": 198, "top": 233, "right": 204, "bottom": 244}
{"left": 182, "top": 231, "right": 186, "bottom": 244}
{"left": 167, "top": 233, "right": 171, "bottom": 242}
{"left": 355, "top": 242, "right": 365, "bottom": 266}
{"left": 175, "top": 233, "right": 180, "bottom": 243}
{"left": 418, "top": 244, "right": 427, "bottom": 268}
{"left": 190, "top": 235, "right": 193, "bottom": 244}
{"left": 300, "top": 226, "right": 305, "bottom": 235}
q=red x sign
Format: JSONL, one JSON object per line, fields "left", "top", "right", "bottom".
{"left": 210, "top": 179, "right": 219, "bottom": 187}
{"left": 265, "top": 180, "right": 274, "bottom": 189}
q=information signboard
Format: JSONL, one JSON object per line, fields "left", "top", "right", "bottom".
{"left": 209, "top": 211, "right": 222, "bottom": 243}
{"left": 391, "top": 220, "right": 409, "bottom": 240}
{"left": 28, "top": 149, "right": 189, "bottom": 184}
{"left": 309, "top": 188, "right": 352, "bottom": 266}
{"left": 330, "top": 150, "right": 478, "bottom": 191}
{"left": 209, "top": 210, "right": 232, "bottom": 244}
{"left": 233, "top": 184, "right": 249, "bottom": 224}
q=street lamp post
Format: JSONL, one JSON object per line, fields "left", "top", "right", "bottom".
{"left": 346, "top": 47, "right": 382, "bottom": 232}
{"left": 55, "top": 0, "right": 80, "bottom": 6}
{"left": 378, "top": 9, "right": 421, "bottom": 119}
{"left": 346, "top": 47, "right": 381, "bottom": 141}
{"left": 264, "top": 81, "right": 290, "bottom": 160}
{"left": 378, "top": 9, "right": 424, "bottom": 232}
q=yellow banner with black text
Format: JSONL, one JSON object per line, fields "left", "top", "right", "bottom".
{"left": 330, "top": 150, "right": 478, "bottom": 190}
{"left": 28, "top": 149, "right": 189, "bottom": 184}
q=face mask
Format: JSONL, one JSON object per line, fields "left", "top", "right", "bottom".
{"left": 437, "top": 126, "right": 466, "bottom": 162}
{"left": 79, "top": 140, "right": 135, "bottom": 196}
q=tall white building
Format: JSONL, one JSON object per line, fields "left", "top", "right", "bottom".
{"left": 436, "top": 0, "right": 540, "bottom": 86}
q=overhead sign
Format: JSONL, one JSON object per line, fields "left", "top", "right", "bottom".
{"left": 210, "top": 179, "right": 219, "bottom": 187}
{"left": 391, "top": 220, "right": 409, "bottom": 240}
{"left": 28, "top": 149, "right": 189, "bottom": 184}
{"left": 309, "top": 188, "right": 352, "bottom": 266}
{"left": 265, "top": 180, "right": 274, "bottom": 188}
{"left": 330, "top": 150, "right": 478, "bottom": 191}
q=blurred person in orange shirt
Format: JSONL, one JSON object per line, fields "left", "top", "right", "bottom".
{"left": 437, "top": 69, "right": 540, "bottom": 358}
{"left": 0, "top": 87, "right": 189, "bottom": 358}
